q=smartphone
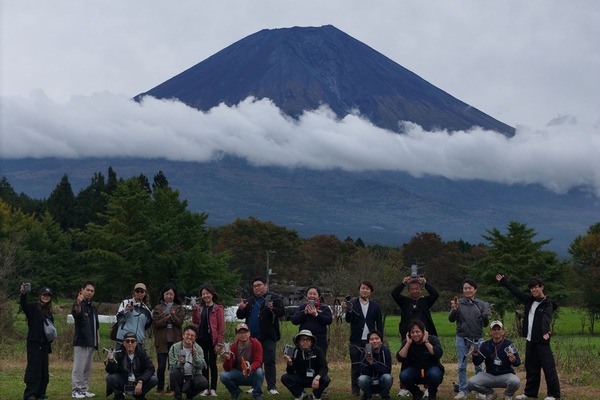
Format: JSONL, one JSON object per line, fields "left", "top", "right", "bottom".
{"left": 284, "top": 344, "right": 295, "bottom": 358}
{"left": 308, "top": 299, "right": 315, "bottom": 308}
{"left": 365, "top": 343, "right": 372, "bottom": 357}
{"left": 264, "top": 294, "right": 271, "bottom": 304}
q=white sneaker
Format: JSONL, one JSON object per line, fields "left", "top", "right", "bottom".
{"left": 294, "top": 392, "right": 308, "bottom": 400}
{"left": 543, "top": 397, "right": 557, "bottom": 400}
{"left": 476, "top": 394, "right": 488, "bottom": 400}
{"left": 515, "top": 396, "right": 535, "bottom": 400}
{"left": 454, "top": 392, "right": 468, "bottom": 399}
{"left": 200, "top": 389, "right": 210, "bottom": 396}
{"left": 269, "top": 388, "right": 280, "bottom": 395}
{"left": 423, "top": 388, "right": 429, "bottom": 398}
{"left": 247, "top": 388, "right": 254, "bottom": 394}
{"left": 209, "top": 389, "right": 218, "bottom": 396}
{"left": 82, "top": 392, "right": 96, "bottom": 398}
{"left": 72, "top": 392, "right": 85, "bottom": 399}
{"left": 483, "top": 394, "right": 498, "bottom": 400}
{"left": 398, "top": 389, "right": 410, "bottom": 397}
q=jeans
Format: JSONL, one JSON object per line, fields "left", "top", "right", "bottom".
{"left": 456, "top": 336, "right": 483, "bottom": 393}
{"left": 220, "top": 368, "right": 264, "bottom": 398}
{"left": 357, "top": 373, "right": 393, "bottom": 398}
{"left": 400, "top": 366, "right": 444, "bottom": 398}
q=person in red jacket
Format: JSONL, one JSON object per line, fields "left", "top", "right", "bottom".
{"left": 220, "top": 323, "right": 265, "bottom": 400}
{"left": 191, "top": 283, "right": 225, "bottom": 396}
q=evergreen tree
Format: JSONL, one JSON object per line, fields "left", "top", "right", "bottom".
{"left": 46, "top": 174, "right": 75, "bottom": 231}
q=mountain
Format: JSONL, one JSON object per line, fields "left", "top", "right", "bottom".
{"left": 1, "top": 157, "right": 597, "bottom": 255}
{"left": 134, "top": 25, "right": 515, "bottom": 136}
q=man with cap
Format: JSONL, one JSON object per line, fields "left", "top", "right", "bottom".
{"left": 468, "top": 320, "right": 521, "bottom": 400}
{"left": 115, "top": 283, "right": 153, "bottom": 346}
{"left": 236, "top": 276, "right": 285, "bottom": 395}
{"left": 105, "top": 331, "right": 158, "bottom": 400}
{"left": 168, "top": 325, "right": 208, "bottom": 400}
{"left": 220, "top": 323, "right": 265, "bottom": 400}
{"left": 281, "top": 329, "right": 330, "bottom": 400}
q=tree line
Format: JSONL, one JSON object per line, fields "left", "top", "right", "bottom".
{"left": 1, "top": 168, "right": 599, "bottom": 333}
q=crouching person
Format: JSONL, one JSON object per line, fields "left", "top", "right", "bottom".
{"left": 220, "top": 323, "right": 265, "bottom": 400}
{"left": 396, "top": 320, "right": 444, "bottom": 400}
{"left": 169, "top": 325, "right": 208, "bottom": 400}
{"left": 468, "top": 320, "right": 521, "bottom": 400}
{"left": 105, "top": 331, "right": 157, "bottom": 400}
{"left": 358, "top": 330, "right": 393, "bottom": 400}
{"left": 281, "top": 329, "right": 330, "bottom": 400}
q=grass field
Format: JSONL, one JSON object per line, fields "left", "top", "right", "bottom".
{"left": 1, "top": 307, "right": 599, "bottom": 399}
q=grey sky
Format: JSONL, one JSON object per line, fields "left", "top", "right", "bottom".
{"left": 1, "top": 1, "right": 599, "bottom": 194}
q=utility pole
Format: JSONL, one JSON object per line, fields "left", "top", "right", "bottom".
{"left": 266, "top": 250, "right": 276, "bottom": 285}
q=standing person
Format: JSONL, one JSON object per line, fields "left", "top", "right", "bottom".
{"left": 396, "top": 320, "right": 445, "bottom": 400}
{"left": 345, "top": 280, "right": 384, "bottom": 397}
{"left": 168, "top": 325, "right": 209, "bottom": 400}
{"left": 236, "top": 276, "right": 285, "bottom": 395}
{"left": 290, "top": 286, "right": 333, "bottom": 355}
{"left": 115, "top": 283, "right": 153, "bottom": 346}
{"left": 281, "top": 329, "right": 330, "bottom": 400}
{"left": 220, "top": 323, "right": 265, "bottom": 400}
{"left": 105, "top": 332, "right": 158, "bottom": 400}
{"left": 449, "top": 279, "right": 490, "bottom": 399}
{"left": 392, "top": 275, "right": 439, "bottom": 397}
{"left": 191, "top": 283, "right": 225, "bottom": 397}
{"left": 496, "top": 274, "right": 561, "bottom": 400}
{"left": 357, "top": 330, "right": 393, "bottom": 400}
{"left": 468, "top": 320, "right": 521, "bottom": 400}
{"left": 152, "top": 283, "right": 185, "bottom": 395}
{"left": 20, "top": 284, "right": 54, "bottom": 400}
{"left": 71, "top": 281, "right": 100, "bottom": 399}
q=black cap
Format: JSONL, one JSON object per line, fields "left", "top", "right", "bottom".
{"left": 39, "top": 287, "right": 52, "bottom": 296}
{"left": 123, "top": 332, "right": 137, "bottom": 340}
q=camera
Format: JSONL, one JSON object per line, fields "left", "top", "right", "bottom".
{"left": 124, "top": 385, "right": 135, "bottom": 395}
{"left": 22, "top": 282, "right": 31, "bottom": 294}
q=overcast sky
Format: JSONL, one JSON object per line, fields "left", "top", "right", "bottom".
{"left": 1, "top": 1, "right": 599, "bottom": 195}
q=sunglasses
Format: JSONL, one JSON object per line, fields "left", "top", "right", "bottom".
{"left": 135, "top": 289, "right": 146, "bottom": 293}
{"left": 124, "top": 339, "right": 137, "bottom": 344}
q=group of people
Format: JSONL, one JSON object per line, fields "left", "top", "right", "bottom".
{"left": 18, "top": 272, "right": 561, "bottom": 400}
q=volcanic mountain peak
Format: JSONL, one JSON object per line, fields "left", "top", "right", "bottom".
{"left": 135, "top": 25, "right": 515, "bottom": 136}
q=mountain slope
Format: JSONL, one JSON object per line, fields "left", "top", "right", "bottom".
{"left": 135, "top": 25, "right": 515, "bottom": 136}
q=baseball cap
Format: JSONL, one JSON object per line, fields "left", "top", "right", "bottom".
{"left": 235, "top": 323, "right": 249, "bottom": 333}
{"left": 490, "top": 320, "right": 504, "bottom": 329}
{"left": 39, "top": 287, "right": 53, "bottom": 296}
{"left": 134, "top": 283, "right": 147, "bottom": 291}
{"left": 123, "top": 332, "right": 137, "bottom": 340}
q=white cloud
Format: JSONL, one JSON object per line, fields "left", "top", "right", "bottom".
{"left": 2, "top": 92, "right": 599, "bottom": 195}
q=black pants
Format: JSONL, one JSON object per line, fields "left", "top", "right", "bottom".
{"left": 170, "top": 369, "right": 208, "bottom": 400}
{"left": 156, "top": 342, "right": 174, "bottom": 391}
{"left": 200, "top": 340, "right": 218, "bottom": 390}
{"left": 349, "top": 340, "right": 367, "bottom": 394}
{"left": 260, "top": 339, "right": 278, "bottom": 390}
{"left": 524, "top": 340, "right": 561, "bottom": 398}
{"left": 24, "top": 343, "right": 50, "bottom": 400}
{"left": 281, "top": 373, "right": 330, "bottom": 398}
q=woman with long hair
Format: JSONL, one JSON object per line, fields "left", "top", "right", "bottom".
{"left": 191, "top": 283, "right": 225, "bottom": 396}
{"left": 20, "top": 284, "right": 54, "bottom": 400}
{"left": 152, "top": 283, "right": 185, "bottom": 395}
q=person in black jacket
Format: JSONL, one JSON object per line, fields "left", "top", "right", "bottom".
{"left": 496, "top": 274, "right": 561, "bottom": 400}
{"left": 468, "top": 320, "right": 521, "bottom": 399}
{"left": 345, "top": 280, "right": 384, "bottom": 397}
{"left": 358, "top": 330, "right": 393, "bottom": 400}
{"left": 281, "top": 329, "right": 330, "bottom": 400}
{"left": 236, "top": 276, "right": 286, "bottom": 394}
{"left": 71, "top": 281, "right": 100, "bottom": 399}
{"left": 20, "top": 284, "right": 54, "bottom": 400}
{"left": 397, "top": 320, "right": 444, "bottom": 400}
{"left": 290, "top": 286, "right": 333, "bottom": 355}
{"left": 105, "top": 331, "right": 157, "bottom": 400}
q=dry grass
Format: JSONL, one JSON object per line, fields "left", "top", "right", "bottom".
{"left": 1, "top": 357, "right": 599, "bottom": 399}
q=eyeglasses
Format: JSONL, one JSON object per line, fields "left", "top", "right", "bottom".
{"left": 252, "top": 283, "right": 265, "bottom": 288}
{"left": 124, "top": 339, "right": 137, "bottom": 344}
{"left": 299, "top": 338, "right": 312, "bottom": 342}
{"left": 135, "top": 289, "right": 146, "bottom": 293}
